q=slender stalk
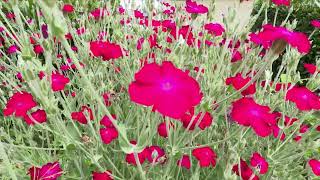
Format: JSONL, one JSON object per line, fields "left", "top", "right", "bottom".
{"left": 0, "top": 143, "right": 18, "bottom": 180}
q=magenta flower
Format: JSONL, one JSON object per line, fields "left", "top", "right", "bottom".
{"left": 304, "top": 63, "right": 319, "bottom": 74}
{"left": 28, "top": 161, "right": 63, "bottom": 180}
{"left": 231, "top": 50, "right": 243, "bottom": 62}
{"left": 192, "top": 146, "right": 217, "bottom": 168}
{"left": 170, "top": 25, "right": 195, "bottom": 46}
{"left": 232, "top": 159, "right": 259, "bottom": 180}
{"left": 180, "top": 110, "right": 213, "bottom": 130}
{"left": 7, "top": 44, "right": 19, "bottom": 54}
{"left": 250, "top": 24, "right": 311, "bottom": 54}
{"left": 230, "top": 97, "right": 278, "bottom": 137}
{"left": 100, "top": 128, "right": 118, "bottom": 144}
{"left": 157, "top": 121, "right": 174, "bottom": 138}
{"left": 125, "top": 141, "right": 149, "bottom": 166}
{"left": 33, "top": 44, "right": 44, "bottom": 54}
{"left": 90, "top": 8, "right": 108, "bottom": 20}
{"left": 99, "top": 115, "right": 118, "bottom": 144}
{"left": 285, "top": 86, "right": 320, "bottom": 111}
{"left": 129, "top": 61, "right": 202, "bottom": 119}
{"left": 299, "top": 124, "right": 309, "bottom": 134}
{"left": 311, "top": 20, "right": 320, "bottom": 28}
{"left": 204, "top": 23, "right": 225, "bottom": 36}
{"left": 309, "top": 159, "right": 320, "bottom": 176}
{"left": 3, "top": 91, "right": 37, "bottom": 117}
{"left": 92, "top": 170, "right": 113, "bottom": 180}
{"left": 250, "top": 152, "right": 269, "bottom": 174}
{"left": 226, "top": 73, "right": 256, "bottom": 96}
{"left": 272, "top": 0, "right": 290, "bottom": 6}
{"left": 62, "top": 4, "right": 74, "bottom": 13}
{"left": 177, "top": 155, "right": 191, "bottom": 169}
{"left": 90, "top": 41, "right": 123, "bottom": 61}
{"left": 51, "top": 72, "right": 70, "bottom": 91}
{"left": 146, "top": 145, "right": 166, "bottom": 164}
{"left": 71, "top": 106, "right": 94, "bottom": 124}
{"left": 185, "top": 0, "right": 208, "bottom": 14}
{"left": 23, "top": 109, "right": 47, "bottom": 126}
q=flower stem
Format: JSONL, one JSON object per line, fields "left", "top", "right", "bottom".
{"left": 0, "top": 143, "right": 18, "bottom": 180}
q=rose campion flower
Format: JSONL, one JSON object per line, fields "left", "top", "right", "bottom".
{"left": 90, "top": 8, "right": 108, "bottom": 20}
{"left": 231, "top": 50, "right": 243, "bottom": 62}
{"left": 185, "top": 0, "right": 208, "bottom": 14}
{"left": 260, "top": 81, "right": 291, "bottom": 92}
{"left": 71, "top": 106, "right": 94, "bottom": 124}
{"left": 180, "top": 110, "right": 213, "bottom": 130}
{"left": 3, "top": 91, "right": 37, "bottom": 117}
{"left": 99, "top": 115, "right": 118, "bottom": 144}
{"left": 232, "top": 159, "right": 259, "bottom": 180}
{"left": 7, "top": 44, "right": 19, "bottom": 54}
{"left": 311, "top": 20, "right": 320, "bottom": 28}
{"left": 51, "top": 72, "right": 70, "bottom": 91}
{"left": 136, "top": 37, "right": 145, "bottom": 51}
{"left": 146, "top": 145, "right": 166, "bottom": 164}
{"left": 157, "top": 121, "right": 174, "bottom": 138}
{"left": 284, "top": 116, "right": 298, "bottom": 126}
{"left": 90, "top": 41, "right": 123, "bottom": 61}
{"left": 33, "top": 44, "right": 44, "bottom": 54}
{"left": 125, "top": 141, "right": 149, "bottom": 165}
{"left": 177, "top": 155, "right": 191, "bottom": 169}
{"left": 230, "top": 97, "right": 278, "bottom": 137}
{"left": 299, "top": 124, "right": 309, "bottom": 134}
{"left": 62, "top": 4, "right": 74, "bottom": 13}
{"left": 249, "top": 24, "right": 311, "bottom": 54}
{"left": 285, "top": 86, "right": 320, "bottom": 111}
{"left": 129, "top": 61, "right": 202, "bottom": 119}
{"left": 192, "top": 146, "right": 217, "bottom": 168}
{"left": 100, "top": 128, "right": 118, "bottom": 144}
{"left": 304, "top": 63, "right": 319, "bottom": 74}
{"left": 250, "top": 152, "right": 269, "bottom": 174}
{"left": 204, "top": 23, "right": 225, "bottom": 36}
{"left": 134, "top": 10, "right": 145, "bottom": 19}
{"left": 272, "top": 0, "right": 290, "bottom": 6}
{"left": 28, "top": 161, "right": 63, "bottom": 180}
{"left": 309, "top": 159, "right": 320, "bottom": 176}
{"left": 168, "top": 25, "right": 195, "bottom": 46}
{"left": 92, "top": 170, "right": 113, "bottom": 180}
{"left": 226, "top": 73, "right": 256, "bottom": 96}
{"left": 23, "top": 109, "right": 47, "bottom": 126}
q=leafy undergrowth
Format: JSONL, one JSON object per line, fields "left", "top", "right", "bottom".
{"left": 0, "top": 0, "right": 319, "bottom": 180}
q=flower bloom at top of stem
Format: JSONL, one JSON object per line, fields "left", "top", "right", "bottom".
{"left": 192, "top": 146, "right": 217, "bottom": 168}
{"left": 272, "top": 0, "right": 290, "bottom": 6}
{"left": 250, "top": 152, "right": 269, "bottom": 174}
{"left": 128, "top": 61, "right": 202, "bottom": 119}
{"left": 185, "top": 0, "right": 209, "bottom": 14}
{"left": 249, "top": 24, "right": 310, "bottom": 54}
{"left": 309, "top": 159, "right": 320, "bottom": 176}
{"left": 285, "top": 86, "right": 320, "bottom": 111}
{"left": 230, "top": 97, "right": 278, "bottom": 137}
{"left": 3, "top": 91, "right": 37, "bottom": 118}
{"left": 28, "top": 161, "right": 63, "bottom": 180}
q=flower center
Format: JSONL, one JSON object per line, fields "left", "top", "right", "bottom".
{"left": 250, "top": 109, "right": 260, "bottom": 117}
{"left": 161, "top": 82, "right": 173, "bottom": 91}
{"left": 301, "top": 94, "right": 308, "bottom": 100}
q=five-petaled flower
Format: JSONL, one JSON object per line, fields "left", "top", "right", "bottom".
{"left": 230, "top": 97, "right": 278, "bottom": 137}
{"left": 192, "top": 146, "right": 217, "bottom": 168}
{"left": 28, "top": 161, "right": 63, "bottom": 180}
{"left": 285, "top": 86, "right": 320, "bottom": 111}
{"left": 250, "top": 152, "right": 269, "bottom": 174}
{"left": 309, "top": 159, "right": 320, "bottom": 176}
{"left": 185, "top": 0, "right": 209, "bottom": 14}
{"left": 129, "top": 61, "right": 202, "bottom": 119}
